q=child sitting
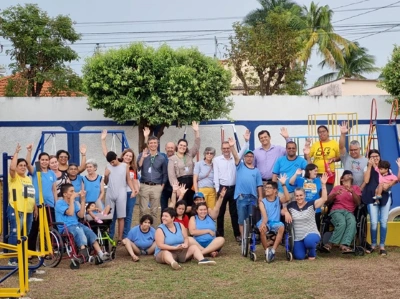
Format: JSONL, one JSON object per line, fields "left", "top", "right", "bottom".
{"left": 373, "top": 160, "right": 398, "bottom": 205}
{"left": 55, "top": 183, "right": 110, "bottom": 262}
{"left": 86, "top": 202, "right": 103, "bottom": 224}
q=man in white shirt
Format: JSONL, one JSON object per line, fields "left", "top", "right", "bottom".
{"left": 214, "top": 129, "right": 250, "bottom": 242}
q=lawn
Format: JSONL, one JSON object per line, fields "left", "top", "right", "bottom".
{"left": 1, "top": 214, "right": 400, "bottom": 299}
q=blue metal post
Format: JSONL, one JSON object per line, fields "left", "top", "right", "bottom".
{"left": 2, "top": 152, "right": 9, "bottom": 241}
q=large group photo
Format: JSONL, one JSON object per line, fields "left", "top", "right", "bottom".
{"left": 1, "top": 0, "right": 400, "bottom": 299}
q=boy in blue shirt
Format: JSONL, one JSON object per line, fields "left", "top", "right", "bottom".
{"left": 257, "top": 179, "right": 289, "bottom": 263}
{"left": 55, "top": 183, "right": 110, "bottom": 262}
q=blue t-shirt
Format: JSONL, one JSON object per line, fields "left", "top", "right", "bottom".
{"left": 71, "top": 175, "right": 84, "bottom": 201}
{"left": 55, "top": 199, "right": 81, "bottom": 232}
{"left": 256, "top": 197, "right": 281, "bottom": 228}
{"left": 272, "top": 156, "right": 307, "bottom": 193}
{"left": 293, "top": 176, "right": 322, "bottom": 213}
{"left": 31, "top": 167, "right": 57, "bottom": 207}
{"left": 193, "top": 215, "right": 215, "bottom": 244}
{"left": 234, "top": 162, "right": 263, "bottom": 199}
{"left": 154, "top": 223, "right": 184, "bottom": 256}
{"left": 83, "top": 175, "right": 102, "bottom": 203}
{"left": 126, "top": 225, "right": 156, "bottom": 250}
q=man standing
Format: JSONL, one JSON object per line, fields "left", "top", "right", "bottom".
{"left": 230, "top": 138, "right": 263, "bottom": 238}
{"left": 160, "top": 141, "right": 176, "bottom": 213}
{"left": 137, "top": 136, "right": 168, "bottom": 226}
{"left": 254, "top": 128, "right": 292, "bottom": 182}
{"left": 213, "top": 130, "right": 249, "bottom": 242}
{"left": 272, "top": 141, "right": 308, "bottom": 201}
{"left": 339, "top": 121, "right": 368, "bottom": 188}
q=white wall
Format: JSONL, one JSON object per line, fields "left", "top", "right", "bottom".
{"left": 0, "top": 95, "right": 396, "bottom": 174}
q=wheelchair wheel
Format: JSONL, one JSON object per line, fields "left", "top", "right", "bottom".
{"left": 250, "top": 251, "right": 257, "bottom": 262}
{"left": 355, "top": 246, "right": 365, "bottom": 256}
{"left": 357, "top": 215, "right": 367, "bottom": 249}
{"left": 241, "top": 218, "right": 250, "bottom": 257}
{"left": 286, "top": 251, "right": 293, "bottom": 262}
{"left": 37, "top": 228, "right": 64, "bottom": 268}
{"left": 70, "top": 261, "right": 80, "bottom": 270}
{"left": 111, "top": 246, "right": 117, "bottom": 260}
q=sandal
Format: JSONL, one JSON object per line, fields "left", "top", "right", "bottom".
{"left": 365, "top": 247, "right": 375, "bottom": 254}
{"left": 380, "top": 249, "right": 387, "bottom": 256}
{"left": 323, "top": 243, "right": 332, "bottom": 253}
{"left": 340, "top": 245, "right": 352, "bottom": 253}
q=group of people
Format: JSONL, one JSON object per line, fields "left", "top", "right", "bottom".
{"left": 6, "top": 120, "right": 400, "bottom": 270}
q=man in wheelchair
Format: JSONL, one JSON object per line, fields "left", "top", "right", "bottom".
{"left": 257, "top": 176, "right": 290, "bottom": 263}
{"left": 55, "top": 184, "right": 110, "bottom": 262}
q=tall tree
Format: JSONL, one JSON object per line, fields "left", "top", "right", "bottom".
{"left": 227, "top": 9, "right": 304, "bottom": 95}
{"left": 379, "top": 45, "right": 400, "bottom": 99}
{"left": 244, "top": 0, "right": 301, "bottom": 26}
{"left": 0, "top": 4, "right": 81, "bottom": 96}
{"left": 315, "top": 41, "right": 379, "bottom": 85}
{"left": 299, "top": 1, "right": 351, "bottom": 71}
{"left": 83, "top": 43, "right": 233, "bottom": 149}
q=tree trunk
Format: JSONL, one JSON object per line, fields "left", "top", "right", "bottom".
{"left": 234, "top": 66, "right": 249, "bottom": 95}
{"left": 36, "top": 82, "right": 44, "bottom": 97}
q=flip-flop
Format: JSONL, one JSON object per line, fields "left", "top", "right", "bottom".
{"left": 365, "top": 247, "right": 375, "bottom": 254}
{"left": 340, "top": 245, "right": 353, "bottom": 253}
{"left": 380, "top": 249, "right": 387, "bottom": 256}
{"left": 323, "top": 244, "right": 332, "bottom": 253}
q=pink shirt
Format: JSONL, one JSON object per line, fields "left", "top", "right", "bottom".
{"left": 330, "top": 185, "right": 361, "bottom": 213}
{"left": 374, "top": 167, "right": 398, "bottom": 184}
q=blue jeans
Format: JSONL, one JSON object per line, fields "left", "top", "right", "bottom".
{"left": 236, "top": 194, "right": 256, "bottom": 225}
{"left": 293, "top": 233, "right": 321, "bottom": 260}
{"left": 110, "top": 192, "right": 136, "bottom": 239}
{"left": 7, "top": 205, "right": 33, "bottom": 263}
{"left": 367, "top": 194, "right": 391, "bottom": 247}
{"left": 67, "top": 223, "right": 97, "bottom": 248}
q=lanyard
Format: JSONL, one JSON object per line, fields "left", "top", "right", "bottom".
{"left": 176, "top": 153, "right": 186, "bottom": 166}
{"left": 150, "top": 154, "right": 157, "bottom": 167}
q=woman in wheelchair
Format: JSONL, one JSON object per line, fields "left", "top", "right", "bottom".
{"left": 323, "top": 170, "right": 361, "bottom": 253}
{"left": 257, "top": 175, "right": 290, "bottom": 263}
{"left": 284, "top": 173, "right": 328, "bottom": 260}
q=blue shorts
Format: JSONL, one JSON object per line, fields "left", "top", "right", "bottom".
{"left": 256, "top": 220, "right": 284, "bottom": 233}
{"left": 66, "top": 223, "right": 98, "bottom": 248}
{"left": 197, "top": 239, "right": 213, "bottom": 248}
{"left": 236, "top": 194, "right": 256, "bottom": 225}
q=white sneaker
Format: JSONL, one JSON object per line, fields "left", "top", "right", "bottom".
{"left": 8, "top": 261, "right": 17, "bottom": 266}
{"left": 34, "top": 269, "right": 46, "bottom": 275}
{"left": 101, "top": 252, "right": 110, "bottom": 261}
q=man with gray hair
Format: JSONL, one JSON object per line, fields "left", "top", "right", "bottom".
{"left": 339, "top": 121, "right": 368, "bottom": 188}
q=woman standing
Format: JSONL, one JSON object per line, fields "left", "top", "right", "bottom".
{"left": 193, "top": 147, "right": 216, "bottom": 208}
{"left": 284, "top": 174, "right": 328, "bottom": 260}
{"left": 154, "top": 208, "right": 215, "bottom": 270}
{"left": 56, "top": 146, "right": 87, "bottom": 174}
{"left": 7, "top": 144, "right": 37, "bottom": 266}
{"left": 309, "top": 125, "right": 340, "bottom": 194}
{"left": 82, "top": 159, "right": 105, "bottom": 209}
{"left": 49, "top": 155, "right": 70, "bottom": 198}
{"left": 362, "top": 150, "right": 400, "bottom": 255}
{"left": 26, "top": 146, "right": 57, "bottom": 254}
{"left": 168, "top": 121, "right": 200, "bottom": 208}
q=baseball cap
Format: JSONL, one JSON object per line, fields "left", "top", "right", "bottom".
{"left": 193, "top": 192, "right": 205, "bottom": 200}
{"left": 244, "top": 150, "right": 254, "bottom": 156}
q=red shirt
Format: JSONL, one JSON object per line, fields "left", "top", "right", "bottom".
{"left": 174, "top": 215, "right": 189, "bottom": 228}
{"left": 330, "top": 185, "right": 361, "bottom": 213}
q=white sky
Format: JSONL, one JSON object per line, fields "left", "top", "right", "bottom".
{"left": 0, "top": 0, "right": 398, "bottom": 87}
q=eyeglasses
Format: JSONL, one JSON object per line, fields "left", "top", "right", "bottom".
{"left": 370, "top": 155, "right": 379, "bottom": 158}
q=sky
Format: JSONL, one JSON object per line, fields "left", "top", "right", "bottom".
{"left": 0, "top": 0, "right": 399, "bottom": 87}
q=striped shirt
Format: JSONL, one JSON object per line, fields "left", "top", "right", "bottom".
{"left": 287, "top": 200, "right": 319, "bottom": 241}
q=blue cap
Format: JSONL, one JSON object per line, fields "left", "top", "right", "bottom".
{"left": 244, "top": 150, "right": 254, "bottom": 156}
{"left": 193, "top": 192, "right": 205, "bottom": 200}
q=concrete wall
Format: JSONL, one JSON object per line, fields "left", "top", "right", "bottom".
{"left": 308, "top": 79, "right": 389, "bottom": 96}
{"left": 0, "top": 95, "right": 397, "bottom": 174}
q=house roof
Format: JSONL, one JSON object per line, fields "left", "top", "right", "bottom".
{"left": 0, "top": 74, "right": 84, "bottom": 97}
{"left": 307, "top": 77, "right": 380, "bottom": 91}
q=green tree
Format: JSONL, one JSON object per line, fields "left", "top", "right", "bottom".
{"left": 83, "top": 43, "right": 233, "bottom": 148}
{"left": 0, "top": 4, "right": 81, "bottom": 96}
{"left": 244, "top": 0, "right": 301, "bottom": 26}
{"left": 315, "top": 41, "right": 379, "bottom": 85}
{"left": 380, "top": 45, "right": 400, "bottom": 99}
{"left": 227, "top": 9, "right": 304, "bottom": 95}
{"left": 299, "top": 2, "right": 351, "bottom": 70}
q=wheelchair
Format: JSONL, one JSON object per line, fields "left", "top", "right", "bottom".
{"left": 85, "top": 214, "right": 117, "bottom": 260}
{"left": 317, "top": 203, "right": 367, "bottom": 256}
{"left": 241, "top": 204, "right": 294, "bottom": 262}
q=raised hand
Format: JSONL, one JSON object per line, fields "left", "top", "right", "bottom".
{"left": 178, "top": 183, "right": 188, "bottom": 196}
{"left": 219, "top": 187, "right": 227, "bottom": 199}
{"left": 280, "top": 127, "right": 289, "bottom": 139}
{"left": 278, "top": 173, "right": 288, "bottom": 185}
{"left": 243, "top": 129, "right": 251, "bottom": 142}
{"left": 172, "top": 181, "right": 179, "bottom": 192}
{"left": 303, "top": 146, "right": 310, "bottom": 156}
{"left": 80, "top": 144, "right": 87, "bottom": 155}
{"left": 305, "top": 138, "right": 312, "bottom": 146}
{"left": 101, "top": 129, "right": 107, "bottom": 141}
{"left": 396, "top": 158, "right": 400, "bottom": 168}
{"left": 143, "top": 127, "right": 150, "bottom": 138}
{"left": 340, "top": 121, "right": 348, "bottom": 135}
{"left": 320, "top": 173, "right": 328, "bottom": 185}
{"left": 191, "top": 121, "right": 199, "bottom": 132}
{"left": 15, "top": 143, "right": 22, "bottom": 154}
{"left": 142, "top": 148, "right": 149, "bottom": 158}
{"left": 368, "top": 157, "right": 375, "bottom": 167}
{"left": 26, "top": 143, "right": 33, "bottom": 152}
{"left": 295, "top": 168, "right": 302, "bottom": 176}
{"left": 228, "top": 137, "right": 235, "bottom": 147}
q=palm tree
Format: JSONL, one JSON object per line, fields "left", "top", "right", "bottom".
{"left": 299, "top": 1, "right": 351, "bottom": 71}
{"left": 314, "top": 42, "right": 380, "bottom": 85}
{"left": 244, "top": 0, "right": 301, "bottom": 26}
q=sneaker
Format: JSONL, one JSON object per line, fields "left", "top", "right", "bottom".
{"left": 171, "top": 261, "right": 181, "bottom": 270}
{"left": 100, "top": 252, "right": 110, "bottom": 261}
{"left": 8, "top": 261, "right": 17, "bottom": 266}
{"left": 235, "top": 236, "right": 242, "bottom": 243}
{"left": 140, "top": 249, "right": 148, "bottom": 256}
{"left": 266, "top": 248, "right": 275, "bottom": 263}
{"left": 198, "top": 259, "right": 216, "bottom": 265}
{"left": 94, "top": 217, "right": 103, "bottom": 224}
{"left": 373, "top": 200, "right": 380, "bottom": 206}
{"left": 33, "top": 270, "right": 46, "bottom": 275}
{"left": 28, "top": 277, "right": 43, "bottom": 282}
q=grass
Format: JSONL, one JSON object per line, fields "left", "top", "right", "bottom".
{"left": 2, "top": 213, "right": 400, "bottom": 299}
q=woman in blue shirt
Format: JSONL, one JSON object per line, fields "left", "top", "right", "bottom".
{"left": 154, "top": 208, "right": 215, "bottom": 270}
